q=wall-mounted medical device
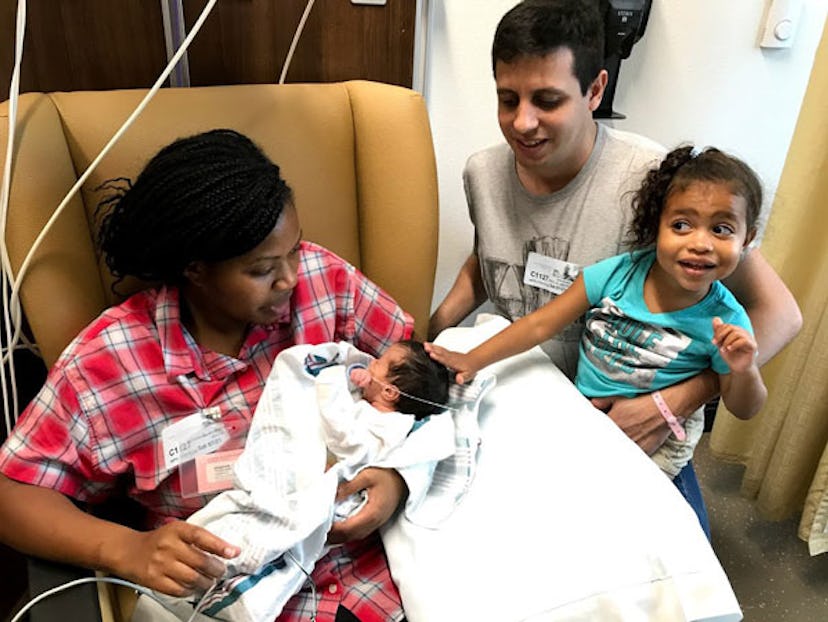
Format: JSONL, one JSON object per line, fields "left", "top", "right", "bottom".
{"left": 594, "top": 0, "right": 652, "bottom": 119}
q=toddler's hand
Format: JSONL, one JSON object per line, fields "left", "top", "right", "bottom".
{"left": 349, "top": 366, "right": 372, "bottom": 388}
{"left": 424, "top": 342, "right": 476, "bottom": 384}
{"left": 712, "top": 317, "right": 758, "bottom": 374}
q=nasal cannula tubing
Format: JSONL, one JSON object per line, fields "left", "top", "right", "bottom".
{"left": 1, "top": 0, "right": 316, "bottom": 435}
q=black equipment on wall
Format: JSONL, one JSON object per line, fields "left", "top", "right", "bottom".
{"left": 595, "top": 0, "right": 653, "bottom": 119}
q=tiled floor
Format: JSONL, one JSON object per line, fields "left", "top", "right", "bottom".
{"left": 695, "top": 434, "right": 828, "bottom": 621}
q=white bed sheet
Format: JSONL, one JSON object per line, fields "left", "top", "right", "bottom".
{"left": 382, "top": 315, "right": 742, "bottom": 622}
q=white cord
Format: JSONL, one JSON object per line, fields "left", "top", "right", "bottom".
{"left": 285, "top": 549, "right": 318, "bottom": 622}
{"left": 0, "top": 0, "right": 26, "bottom": 441}
{"left": 6, "top": 0, "right": 218, "bottom": 352}
{"left": 279, "top": 0, "right": 316, "bottom": 84}
{"left": 9, "top": 576, "right": 182, "bottom": 622}
{"left": 186, "top": 579, "right": 218, "bottom": 622}
{"left": 0, "top": 0, "right": 218, "bottom": 437}
{"left": 1, "top": 0, "right": 318, "bottom": 437}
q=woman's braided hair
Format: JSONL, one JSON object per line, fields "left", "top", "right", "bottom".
{"left": 97, "top": 129, "right": 292, "bottom": 285}
{"left": 628, "top": 145, "right": 763, "bottom": 249}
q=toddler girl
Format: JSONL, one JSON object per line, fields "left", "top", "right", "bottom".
{"left": 427, "top": 145, "right": 768, "bottom": 480}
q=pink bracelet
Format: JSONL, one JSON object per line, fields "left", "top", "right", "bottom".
{"left": 652, "top": 391, "right": 686, "bottom": 441}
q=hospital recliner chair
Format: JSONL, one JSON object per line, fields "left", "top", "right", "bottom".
{"left": 1, "top": 80, "right": 439, "bottom": 622}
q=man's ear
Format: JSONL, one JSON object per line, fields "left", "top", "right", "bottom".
{"left": 586, "top": 69, "right": 609, "bottom": 112}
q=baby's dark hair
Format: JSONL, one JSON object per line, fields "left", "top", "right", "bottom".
{"left": 387, "top": 340, "right": 450, "bottom": 420}
{"left": 492, "top": 0, "right": 605, "bottom": 95}
{"left": 628, "top": 145, "right": 763, "bottom": 249}
{"left": 97, "top": 129, "right": 293, "bottom": 285}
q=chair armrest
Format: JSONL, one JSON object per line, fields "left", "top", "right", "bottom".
{"left": 26, "top": 556, "right": 102, "bottom": 622}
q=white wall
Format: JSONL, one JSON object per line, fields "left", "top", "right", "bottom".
{"left": 423, "top": 0, "right": 828, "bottom": 310}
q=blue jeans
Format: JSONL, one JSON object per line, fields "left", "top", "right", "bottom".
{"left": 672, "top": 461, "right": 711, "bottom": 540}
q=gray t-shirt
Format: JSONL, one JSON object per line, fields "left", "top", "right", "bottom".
{"left": 464, "top": 123, "right": 665, "bottom": 378}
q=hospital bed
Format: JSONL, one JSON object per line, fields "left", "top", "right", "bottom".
{"left": 1, "top": 81, "right": 741, "bottom": 621}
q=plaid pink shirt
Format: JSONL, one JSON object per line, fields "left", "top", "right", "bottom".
{"left": 0, "top": 241, "right": 411, "bottom": 622}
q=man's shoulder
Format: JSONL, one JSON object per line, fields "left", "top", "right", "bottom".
{"left": 602, "top": 125, "right": 666, "bottom": 155}
{"left": 464, "top": 143, "right": 512, "bottom": 173}
{"left": 592, "top": 125, "right": 666, "bottom": 187}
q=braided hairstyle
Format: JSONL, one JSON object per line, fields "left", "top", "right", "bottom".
{"left": 97, "top": 129, "right": 293, "bottom": 285}
{"left": 628, "top": 145, "right": 763, "bottom": 249}
{"left": 387, "top": 340, "right": 451, "bottom": 419}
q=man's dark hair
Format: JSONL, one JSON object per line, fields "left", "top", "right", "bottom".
{"left": 492, "top": 0, "right": 605, "bottom": 94}
{"left": 388, "top": 340, "right": 451, "bottom": 419}
{"left": 97, "top": 128, "right": 293, "bottom": 285}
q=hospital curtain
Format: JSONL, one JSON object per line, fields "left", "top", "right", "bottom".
{"left": 709, "top": 21, "right": 828, "bottom": 553}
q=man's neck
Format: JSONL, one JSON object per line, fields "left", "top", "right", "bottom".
{"left": 517, "top": 121, "right": 599, "bottom": 195}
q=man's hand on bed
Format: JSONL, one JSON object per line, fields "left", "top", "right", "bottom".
{"left": 590, "top": 394, "right": 672, "bottom": 455}
{"left": 327, "top": 467, "right": 408, "bottom": 544}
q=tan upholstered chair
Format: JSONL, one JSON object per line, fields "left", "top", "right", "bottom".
{"left": 2, "top": 80, "right": 438, "bottom": 367}
{"left": 1, "top": 80, "right": 438, "bottom": 621}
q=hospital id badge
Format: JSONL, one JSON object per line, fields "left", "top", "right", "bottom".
{"left": 162, "top": 409, "right": 229, "bottom": 471}
{"left": 161, "top": 408, "right": 247, "bottom": 498}
{"left": 523, "top": 251, "right": 580, "bottom": 295}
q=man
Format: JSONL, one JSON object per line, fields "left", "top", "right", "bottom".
{"left": 428, "top": 0, "right": 802, "bottom": 534}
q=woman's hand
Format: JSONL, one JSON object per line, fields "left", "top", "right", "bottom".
{"left": 108, "top": 521, "right": 240, "bottom": 597}
{"left": 327, "top": 467, "right": 407, "bottom": 544}
{"left": 424, "top": 343, "right": 477, "bottom": 384}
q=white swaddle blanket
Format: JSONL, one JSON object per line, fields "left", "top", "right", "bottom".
{"left": 382, "top": 315, "right": 743, "bottom": 622}
{"left": 133, "top": 342, "right": 488, "bottom": 622}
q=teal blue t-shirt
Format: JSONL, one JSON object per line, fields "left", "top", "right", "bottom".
{"left": 576, "top": 249, "right": 752, "bottom": 398}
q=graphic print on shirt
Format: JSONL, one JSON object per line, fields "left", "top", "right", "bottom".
{"left": 582, "top": 299, "right": 692, "bottom": 388}
{"left": 481, "top": 236, "right": 583, "bottom": 341}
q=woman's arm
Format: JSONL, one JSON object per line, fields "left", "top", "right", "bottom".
{"left": 428, "top": 253, "right": 489, "bottom": 341}
{"left": 0, "top": 474, "right": 238, "bottom": 596}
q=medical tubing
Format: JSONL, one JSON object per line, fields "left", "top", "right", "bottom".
{"left": 5, "top": 0, "right": 218, "bottom": 358}
{"left": 9, "top": 576, "right": 183, "bottom": 622}
{"left": 279, "top": 0, "right": 316, "bottom": 84}
{"left": 0, "top": 0, "right": 320, "bottom": 437}
{"left": 186, "top": 580, "right": 219, "bottom": 622}
{"left": 286, "top": 549, "right": 319, "bottom": 622}
{"left": 0, "top": 0, "right": 27, "bottom": 436}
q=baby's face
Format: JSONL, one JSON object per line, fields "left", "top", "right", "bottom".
{"left": 361, "top": 343, "right": 407, "bottom": 403}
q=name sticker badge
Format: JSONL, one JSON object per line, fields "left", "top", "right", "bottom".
{"left": 523, "top": 251, "right": 580, "bottom": 295}
{"left": 162, "top": 412, "right": 230, "bottom": 471}
{"left": 193, "top": 449, "right": 245, "bottom": 494}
